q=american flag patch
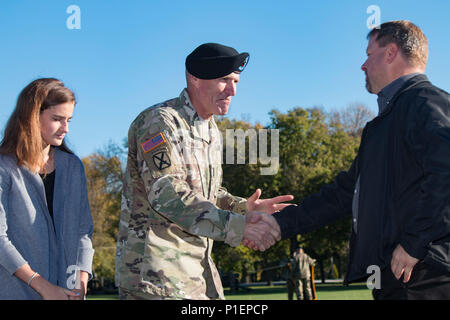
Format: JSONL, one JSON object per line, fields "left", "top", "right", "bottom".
{"left": 141, "top": 132, "right": 167, "bottom": 153}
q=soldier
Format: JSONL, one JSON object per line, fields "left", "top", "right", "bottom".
{"left": 288, "top": 247, "right": 316, "bottom": 300}
{"left": 115, "top": 43, "right": 293, "bottom": 300}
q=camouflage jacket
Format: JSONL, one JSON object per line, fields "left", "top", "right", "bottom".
{"left": 115, "top": 89, "right": 248, "bottom": 299}
{"left": 292, "top": 253, "right": 316, "bottom": 279}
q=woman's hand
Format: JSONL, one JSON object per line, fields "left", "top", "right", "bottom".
{"left": 38, "top": 280, "right": 80, "bottom": 300}
{"left": 68, "top": 271, "right": 89, "bottom": 300}
{"left": 14, "top": 264, "right": 79, "bottom": 300}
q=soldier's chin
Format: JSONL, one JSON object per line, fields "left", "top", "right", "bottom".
{"left": 216, "top": 103, "right": 230, "bottom": 115}
{"left": 218, "top": 108, "right": 229, "bottom": 115}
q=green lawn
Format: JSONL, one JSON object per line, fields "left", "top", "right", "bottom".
{"left": 224, "top": 283, "right": 372, "bottom": 300}
{"left": 88, "top": 282, "right": 373, "bottom": 300}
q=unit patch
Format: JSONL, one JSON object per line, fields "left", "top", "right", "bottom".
{"left": 152, "top": 151, "right": 171, "bottom": 170}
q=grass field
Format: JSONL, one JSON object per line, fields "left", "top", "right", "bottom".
{"left": 88, "top": 282, "right": 373, "bottom": 300}
{"left": 224, "top": 283, "right": 372, "bottom": 300}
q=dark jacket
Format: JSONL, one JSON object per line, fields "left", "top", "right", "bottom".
{"left": 273, "top": 74, "right": 450, "bottom": 283}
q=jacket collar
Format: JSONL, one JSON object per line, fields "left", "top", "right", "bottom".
{"left": 377, "top": 73, "right": 422, "bottom": 115}
{"left": 377, "top": 73, "right": 430, "bottom": 117}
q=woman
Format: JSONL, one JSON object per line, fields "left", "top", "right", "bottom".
{"left": 0, "top": 78, "right": 94, "bottom": 299}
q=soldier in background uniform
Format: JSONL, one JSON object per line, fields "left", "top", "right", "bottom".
{"left": 288, "top": 247, "right": 316, "bottom": 300}
{"left": 115, "top": 43, "right": 293, "bottom": 300}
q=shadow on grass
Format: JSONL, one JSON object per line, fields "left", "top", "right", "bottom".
{"left": 316, "top": 284, "right": 369, "bottom": 292}
{"left": 224, "top": 286, "right": 287, "bottom": 297}
{"left": 224, "top": 283, "right": 369, "bottom": 296}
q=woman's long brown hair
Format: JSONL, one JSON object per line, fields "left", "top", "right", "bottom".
{"left": 0, "top": 78, "right": 75, "bottom": 172}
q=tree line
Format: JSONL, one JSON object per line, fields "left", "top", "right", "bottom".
{"left": 82, "top": 104, "right": 374, "bottom": 287}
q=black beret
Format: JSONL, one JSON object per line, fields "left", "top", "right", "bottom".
{"left": 185, "top": 43, "right": 249, "bottom": 80}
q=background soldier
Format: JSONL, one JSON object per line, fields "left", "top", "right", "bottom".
{"left": 287, "top": 247, "right": 316, "bottom": 300}
{"left": 115, "top": 43, "right": 293, "bottom": 300}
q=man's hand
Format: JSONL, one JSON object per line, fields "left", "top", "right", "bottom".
{"left": 391, "top": 244, "right": 419, "bottom": 283}
{"left": 246, "top": 189, "right": 294, "bottom": 214}
{"left": 242, "top": 211, "right": 281, "bottom": 251}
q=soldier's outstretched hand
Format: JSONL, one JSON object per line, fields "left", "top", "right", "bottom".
{"left": 246, "top": 189, "right": 294, "bottom": 214}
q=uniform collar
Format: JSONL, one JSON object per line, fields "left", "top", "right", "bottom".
{"left": 178, "top": 88, "right": 213, "bottom": 143}
{"left": 178, "top": 88, "right": 201, "bottom": 124}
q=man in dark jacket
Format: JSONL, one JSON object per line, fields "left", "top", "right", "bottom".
{"left": 249, "top": 20, "right": 450, "bottom": 300}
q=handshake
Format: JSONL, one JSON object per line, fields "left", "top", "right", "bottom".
{"left": 241, "top": 189, "right": 295, "bottom": 251}
{"left": 242, "top": 212, "right": 282, "bottom": 251}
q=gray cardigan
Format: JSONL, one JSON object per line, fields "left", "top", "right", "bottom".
{"left": 0, "top": 148, "right": 94, "bottom": 299}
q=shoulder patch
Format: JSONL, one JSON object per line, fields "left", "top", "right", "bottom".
{"left": 141, "top": 132, "right": 167, "bottom": 153}
{"left": 152, "top": 151, "right": 171, "bottom": 170}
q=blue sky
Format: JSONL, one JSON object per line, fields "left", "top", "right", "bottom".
{"left": 0, "top": 0, "right": 449, "bottom": 158}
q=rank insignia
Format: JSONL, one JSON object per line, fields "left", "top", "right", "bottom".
{"left": 152, "top": 151, "right": 171, "bottom": 170}
{"left": 141, "top": 132, "right": 166, "bottom": 153}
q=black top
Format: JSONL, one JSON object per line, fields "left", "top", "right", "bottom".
{"left": 40, "top": 170, "right": 55, "bottom": 220}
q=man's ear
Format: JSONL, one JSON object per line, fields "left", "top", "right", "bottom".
{"left": 186, "top": 72, "right": 201, "bottom": 89}
{"left": 385, "top": 43, "right": 399, "bottom": 64}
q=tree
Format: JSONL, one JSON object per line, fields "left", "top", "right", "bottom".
{"left": 82, "top": 141, "right": 125, "bottom": 280}
{"left": 271, "top": 107, "right": 360, "bottom": 282}
{"left": 212, "top": 118, "right": 269, "bottom": 282}
{"left": 329, "top": 103, "right": 375, "bottom": 137}
{"left": 213, "top": 107, "right": 361, "bottom": 284}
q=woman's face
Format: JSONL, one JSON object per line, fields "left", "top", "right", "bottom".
{"left": 39, "top": 102, "right": 74, "bottom": 147}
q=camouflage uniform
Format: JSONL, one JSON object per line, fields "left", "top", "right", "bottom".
{"left": 115, "top": 89, "right": 248, "bottom": 300}
{"left": 288, "top": 251, "right": 316, "bottom": 300}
